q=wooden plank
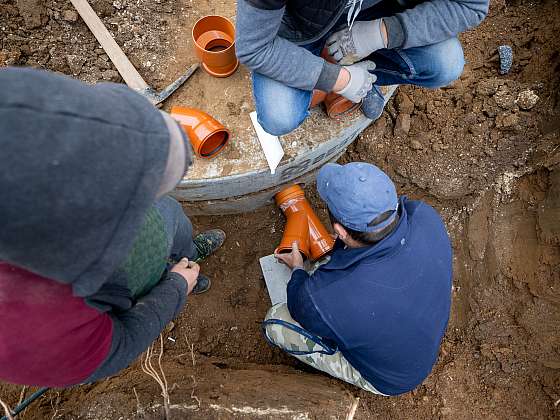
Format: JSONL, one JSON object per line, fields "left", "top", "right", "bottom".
{"left": 70, "top": 0, "right": 148, "bottom": 92}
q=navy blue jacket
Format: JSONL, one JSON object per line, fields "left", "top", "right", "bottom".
{"left": 287, "top": 197, "right": 452, "bottom": 395}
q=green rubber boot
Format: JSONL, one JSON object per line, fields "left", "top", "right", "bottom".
{"left": 192, "top": 273, "right": 211, "bottom": 295}
{"left": 193, "top": 229, "right": 226, "bottom": 262}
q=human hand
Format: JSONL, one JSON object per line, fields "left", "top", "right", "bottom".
{"left": 171, "top": 258, "right": 200, "bottom": 294}
{"left": 326, "top": 19, "right": 387, "bottom": 65}
{"left": 275, "top": 241, "right": 304, "bottom": 270}
{"left": 336, "top": 60, "right": 377, "bottom": 103}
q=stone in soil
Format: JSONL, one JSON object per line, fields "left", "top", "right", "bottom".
{"left": 396, "top": 91, "right": 415, "bottom": 115}
{"left": 516, "top": 89, "right": 539, "bottom": 110}
{"left": 63, "top": 10, "right": 79, "bottom": 22}
{"left": 394, "top": 113, "right": 411, "bottom": 137}
{"left": 66, "top": 54, "right": 86, "bottom": 75}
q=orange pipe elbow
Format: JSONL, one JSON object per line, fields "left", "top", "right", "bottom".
{"left": 275, "top": 184, "right": 335, "bottom": 261}
{"left": 170, "top": 106, "right": 230, "bottom": 159}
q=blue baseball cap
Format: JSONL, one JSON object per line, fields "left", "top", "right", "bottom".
{"left": 317, "top": 162, "right": 398, "bottom": 233}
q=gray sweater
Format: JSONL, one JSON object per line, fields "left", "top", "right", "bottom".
{"left": 235, "top": 0, "right": 489, "bottom": 92}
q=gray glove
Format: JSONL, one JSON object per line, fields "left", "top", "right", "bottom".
{"left": 326, "top": 19, "right": 387, "bottom": 65}
{"left": 336, "top": 61, "right": 377, "bottom": 103}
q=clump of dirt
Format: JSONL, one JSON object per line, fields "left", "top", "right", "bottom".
{"left": 1, "top": 0, "right": 559, "bottom": 418}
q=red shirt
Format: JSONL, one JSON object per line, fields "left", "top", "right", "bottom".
{"left": 0, "top": 262, "right": 112, "bottom": 387}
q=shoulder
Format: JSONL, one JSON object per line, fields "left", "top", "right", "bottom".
{"left": 405, "top": 199, "right": 445, "bottom": 226}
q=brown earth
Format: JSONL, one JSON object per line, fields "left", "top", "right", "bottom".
{"left": 1, "top": 0, "right": 560, "bottom": 418}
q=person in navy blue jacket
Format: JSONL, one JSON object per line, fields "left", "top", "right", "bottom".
{"left": 265, "top": 162, "right": 452, "bottom": 395}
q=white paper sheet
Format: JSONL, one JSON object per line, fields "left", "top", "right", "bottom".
{"left": 250, "top": 111, "right": 284, "bottom": 174}
{"left": 259, "top": 254, "right": 293, "bottom": 305}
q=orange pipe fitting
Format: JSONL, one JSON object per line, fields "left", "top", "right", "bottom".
{"left": 192, "top": 15, "right": 239, "bottom": 78}
{"left": 309, "top": 89, "right": 328, "bottom": 109}
{"left": 324, "top": 92, "right": 361, "bottom": 118}
{"left": 317, "top": 48, "right": 361, "bottom": 118}
{"left": 275, "top": 211, "right": 310, "bottom": 259}
{"left": 170, "top": 106, "right": 230, "bottom": 159}
{"left": 275, "top": 184, "right": 335, "bottom": 261}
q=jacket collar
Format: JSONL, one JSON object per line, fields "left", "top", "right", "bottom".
{"left": 321, "top": 196, "right": 410, "bottom": 271}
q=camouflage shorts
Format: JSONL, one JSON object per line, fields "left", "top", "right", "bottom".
{"left": 264, "top": 303, "right": 387, "bottom": 395}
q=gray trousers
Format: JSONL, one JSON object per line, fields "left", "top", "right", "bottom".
{"left": 154, "top": 196, "right": 196, "bottom": 262}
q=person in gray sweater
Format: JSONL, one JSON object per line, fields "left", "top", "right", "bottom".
{"left": 236, "top": 0, "right": 489, "bottom": 135}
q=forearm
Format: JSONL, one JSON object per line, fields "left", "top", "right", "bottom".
{"left": 383, "top": 0, "right": 489, "bottom": 49}
{"left": 236, "top": 0, "right": 340, "bottom": 91}
{"left": 286, "top": 269, "right": 335, "bottom": 339}
{"left": 85, "top": 272, "right": 187, "bottom": 382}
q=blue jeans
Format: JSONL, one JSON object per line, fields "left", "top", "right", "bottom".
{"left": 253, "top": 37, "right": 465, "bottom": 136}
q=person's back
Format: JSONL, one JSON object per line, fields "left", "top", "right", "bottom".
{"left": 298, "top": 198, "right": 452, "bottom": 395}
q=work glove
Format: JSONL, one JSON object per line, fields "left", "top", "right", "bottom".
{"left": 326, "top": 19, "right": 387, "bottom": 65}
{"left": 336, "top": 61, "right": 377, "bottom": 103}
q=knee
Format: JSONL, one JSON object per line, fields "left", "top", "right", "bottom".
{"left": 253, "top": 75, "right": 309, "bottom": 136}
{"left": 257, "top": 107, "right": 307, "bottom": 136}
{"left": 263, "top": 303, "right": 292, "bottom": 345}
{"left": 425, "top": 38, "right": 465, "bottom": 88}
{"left": 265, "top": 303, "right": 292, "bottom": 322}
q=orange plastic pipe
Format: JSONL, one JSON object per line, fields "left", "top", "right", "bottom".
{"left": 192, "top": 15, "right": 239, "bottom": 78}
{"left": 170, "top": 106, "right": 230, "bottom": 159}
{"left": 275, "top": 211, "right": 311, "bottom": 259}
{"left": 275, "top": 184, "right": 335, "bottom": 261}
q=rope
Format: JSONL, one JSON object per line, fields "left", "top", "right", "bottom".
{"left": 262, "top": 319, "right": 337, "bottom": 355}
{"left": 0, "top": 388, "right": 49, "bottom": 420}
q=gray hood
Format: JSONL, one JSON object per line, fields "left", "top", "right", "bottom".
{"left": 0, "top": 67, "right": 171, "bottom": 297}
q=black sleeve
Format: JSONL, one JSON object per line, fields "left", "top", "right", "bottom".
{"left": 85, "top": 272, "right": 187, "bottom": 383}
{"left": 246, "top": 0, "right": 286, "bottom": 10}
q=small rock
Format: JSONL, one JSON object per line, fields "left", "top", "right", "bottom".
{"left": 469, "top": 123, "right": 485, "bottom": 136}
{"left": 426, "top": 101, "right": 435, "bottom": 114}
{"left": 410, "top": 132, "right": 429, "bottom": 150}
{"left": 96, "top": 57, "right": 110, "bottom": 69}
{"left": 17, "top": 0, "right": 47, "bottom": 29}
{"left": 66, "top": 54, "right": 86, "bottom": 75}
{"left": 415, "top": 96, "right": 427, "bottom": 112}
{"left": 395, "top": 92, "right": 415, "bottom": 115}
{"left": 62, "top": 10, "right": 79, "bottom": 22}
{"left": 493, "top": 86, "right": 516, "bottom": 110}
{"left": 432, "top": 142, "right": 443, "bottom": 152}
{"left": 476, "top": 78, "right": 503, "bottom": 97}
{"left": 394, "top": 113, "right": 411, "bottom": 137}
{"left": 496, "top": 112, "right": 520, "bottom": 128}
{"left": 101, "top": 69, "right": 120, "bottom": 81}
{"left": 410, "top": 139, "right": 423, "bottom": 150}
{"left": 516, "top": 89, "right": 539, "bottom": 110}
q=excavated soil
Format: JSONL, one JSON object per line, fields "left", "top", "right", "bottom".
{"left": 1, "top": 0, "right": 559, "bottom": 418}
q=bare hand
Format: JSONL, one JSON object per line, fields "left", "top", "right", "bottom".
{"left": 171, "top": 258, "right": 200, "bottom": 294}
{"left": 275, "top": 241, "right": 304, "bottom": 270}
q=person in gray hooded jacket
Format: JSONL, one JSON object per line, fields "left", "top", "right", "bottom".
{"left": 236, "top": 0, "right": 489, "bottom": 135}
{"left": 0, "top": 67, "right": 225, "bottom": 387}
